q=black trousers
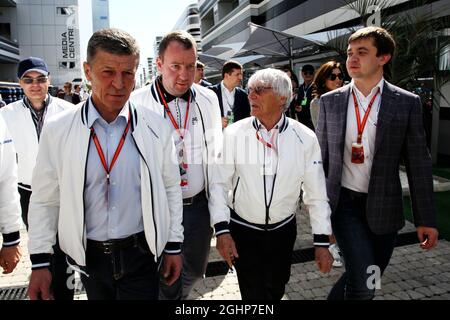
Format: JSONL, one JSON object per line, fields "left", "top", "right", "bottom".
{"left": 327, "top": 188, "right": 397, "bottom": 300}
{"left": 18, "top": 187, "right": 31, "bottom": 228}
{"left": 230, "top": 217, "right": 297, "bottom": 300}
{"left": 18, "top": 186, "right": 74, "bottom": 300}
{"left": 81, "top": 232, "right": 160, "bottom": 300}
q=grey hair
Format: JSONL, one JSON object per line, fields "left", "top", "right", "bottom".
{"left": 87, "top": 28, "right": 140, "bottom": 63}
{"left": 248, "top": 68, "right": 292, "bottom": 111}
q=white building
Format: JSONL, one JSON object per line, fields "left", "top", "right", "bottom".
{"left": 0, "top": 0, "right": 82, "bottom": 88}
{"left": 172, "top": 2, "right": 202, "bottom": 52}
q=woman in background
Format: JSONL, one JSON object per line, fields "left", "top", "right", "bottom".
{"left": 310, "top": 61, "right": 345, "bottom": 128}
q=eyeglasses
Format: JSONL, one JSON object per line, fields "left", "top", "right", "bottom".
{"left": 248, "top": 86, "right": 272, "bottom": 95}
{"left": 21, "top": 76, "right": 48, "bottom": 84}
{"left": 303, "top": 71, "right": 314, "bottom": 76}
{"left": 329, "top": 73, "right": 344, "bottom": 81}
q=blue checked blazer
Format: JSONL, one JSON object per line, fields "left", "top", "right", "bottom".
{"left": 316, "top": 81, "right": 437, "bottom": 235}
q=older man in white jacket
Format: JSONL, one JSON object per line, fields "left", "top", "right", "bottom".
{"left": 0, "top": 115, "right": 22, "bottom": 274}
{"left": 27, "top": 28, "right": 183, "bottom": 300}
{"left": 210, "top": 68, "right": 333, "bottom": 300}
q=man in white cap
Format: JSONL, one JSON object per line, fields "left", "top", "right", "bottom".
{"left": 0, "top": 57, "right": 73, "bottom": 299}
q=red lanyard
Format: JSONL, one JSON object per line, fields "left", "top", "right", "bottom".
{"left": 352, "top": 88, "right": 380, "bottom": 143}
{"left": 90, "top": 112, "right": 131, "bottom": 185}
{"left": 256, "top": 127, "right": 278, "bottom": 154}
{"left": 156, "top": 82, "right": 190, "bottom": 139}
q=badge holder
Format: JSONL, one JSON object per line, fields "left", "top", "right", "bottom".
{"left": 301, "top": 97, "right": 308, "bottom": 106}
{"left": 351, "top": 135, "right": 365, "bottom": 164}
{"left": 177, "top": 144, "right": 189, "bottom": 191}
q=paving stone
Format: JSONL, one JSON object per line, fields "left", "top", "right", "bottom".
{"left": 406, "top": 279, "right": 425, "bottom": 289}
{"left": 396, "top": 280, "right": 414, "bottom": 291}
{"left": 311, "top": 287, "right": 327, "bottom": 298}
{"left": 415, "top": 286, "right": 434, "bottom": 297}
{"left": 381, "top": 293, "right": 397, "bottom": 300}
{"left": 392, "top": 291, "right": 411, "bottom": 300}
{"left": 381, "top": 282, "right": 402, "bottom": 294}
{"left": 287, "top": 292, "right": 303, "bottom": 300}
{"left": 407, "top": 290, "right": 425, "bottom": 300}
{"left": 428, "top": 285, "right": 447, "bottom": 295}
{"left": 301, "top": 289, "right": 315, "bottom": 299}
{"left": 434, "top": 282, "right": 450, "bottom": 292}
{"left": 299, "top": 281, "right": 314, "bottom": 290}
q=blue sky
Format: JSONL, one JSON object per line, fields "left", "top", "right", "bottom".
{"left": 79, "top": 0, "right": 197, "bottom": 66}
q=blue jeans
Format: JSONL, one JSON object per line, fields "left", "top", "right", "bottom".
{"left": 159, "top": 192, "right": 213, "bottom": 300}
{"left": 328, "top": 188, "right": 397, "bottom": 300}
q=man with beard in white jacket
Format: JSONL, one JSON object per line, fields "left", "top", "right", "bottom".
{"left": 0, "top": 115, "right": 22, "bottom": 275}
{"left": 0, "top": 57, "right": 73, "bottom": 299}
{"left": 27, "top": 28, "right": 183, "bottom": 300}
{"left": 131, "top": 30, "right": 222, "bottom": 300}
{"left": 211, "top": 68, "right": 333, "bottom": 300}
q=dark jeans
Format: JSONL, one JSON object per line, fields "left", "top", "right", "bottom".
{"left": 51, "top": 237, "right": 75, "bottom": 300}
{"left": 230, "top": 216, "right": 297, "bottom": 300}
{"left": 81, "top": 232, "right": 159, "bottom": 300}
{"left": 18, "top": 187, "right": 31, "bottom": 228}
{"left": 328, "top": 188, "right": 397, "bottom": 300}
{"left": 159, "top": 192, "right": 213, "bottom": 300}
{"left": 19, "top": 187, "right": 74, "bottom": 300}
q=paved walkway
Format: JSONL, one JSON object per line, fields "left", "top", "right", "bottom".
{"left": 1, "top": 171, "right": 449, "bottom": 300}
{"left": 190, "top": 240, "right": 450, "bottom": 300}
{"left": 2, "top": 214, "right": 450, "bottom": 300}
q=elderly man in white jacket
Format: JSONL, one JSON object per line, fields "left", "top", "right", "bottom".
{"left": 27, "top": 28, "right": 183, "bottom": 300}
{"left": 210, "top": 68, "right": 333, "bottom": 300}
{"left": 0, "top": 115, "right": 22, "bottom": 274}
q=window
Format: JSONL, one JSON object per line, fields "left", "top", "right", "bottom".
{"left": 0, "top": 23, "right": 11, "bottom": 40}
{"left": 59, "top": 61, "right": 76, "bottom": 69}
{"left": 57, "top": 7, "right": 75, "bottom": 16}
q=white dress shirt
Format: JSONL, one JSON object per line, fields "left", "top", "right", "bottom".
{"left": 342, "top": 78, "right": 384, "bottom": 193}
{"left": 85, "top": 99, "right": 143, "bottom": 241}
{"left": 256, "top": 116, "right": 284, "bottom": 202}
{"left": 165, "top": 97, "right": 205, "bottom": 198}
{"left": 221, "top": 81, "right": 235, "bottom": 116}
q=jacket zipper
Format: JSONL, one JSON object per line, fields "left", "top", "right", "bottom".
{"left": 195, "top": 102, "right": 209, "bottom": 197}
{"left": 232, "top": 177, "right": 240, "bottom": 209}
{"left": 82, "top": 130, "right": 91, "bottom": 256}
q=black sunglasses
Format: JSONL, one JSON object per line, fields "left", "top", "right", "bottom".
{"left": 329, "top": 73, "right": 344, "bottom": 81}
{"left": 303, "top": 70, "right": 314, "bottom": 76}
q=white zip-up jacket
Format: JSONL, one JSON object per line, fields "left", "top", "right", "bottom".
{"left": 0, "top": 115, "right": 21, "bottom": 246}
{"left": 0, "top": 96, "right": 72, "bottom": 190}
{"left": 27, "top": 101, "right": 183, "bottom": 270}
{"left": 210, "top": 116, "right": 332, "bottom": 244}
{"left": 131, "top": 82, "right": 223, "bottom": 205}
